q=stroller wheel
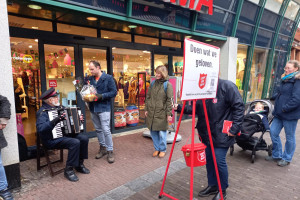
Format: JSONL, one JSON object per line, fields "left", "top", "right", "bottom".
{"left": 251, "top": 154, "right": 255, "bottom": 163}
{"left": 268, "top": 144, "right": 273, "bottom": 156}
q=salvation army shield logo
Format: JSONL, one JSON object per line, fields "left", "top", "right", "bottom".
{"left": 198, "top": 73, "right": 207, "bottom": 89}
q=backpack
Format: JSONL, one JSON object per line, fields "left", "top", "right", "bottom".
{"left": 150, "top": 80, "right": 168, "bottom": 93}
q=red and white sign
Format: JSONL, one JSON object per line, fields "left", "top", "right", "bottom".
{"left": 181, "top": 38, "right": 220, "bottom": 100}
{"left": 49, "top": 80, "right": 57, "bottom": 87}
{"left": 163, "top": 0, "right": 213, "bottom": 15}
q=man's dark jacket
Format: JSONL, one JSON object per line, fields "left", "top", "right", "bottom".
{"left": 36, "top": 103, "right": 65, "bottom": 148}
{"left": 0, "top": 95, "right": 11, "bottom": 149}
{"left": 178, "top": 79, "right": 244, "bottom": 148}
{"left": 88, "top": 72, "right": 117, "bottom": 113}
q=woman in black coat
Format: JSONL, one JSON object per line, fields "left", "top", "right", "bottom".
{"left": 0, "top": 94, "right": 14, "bottom": 200}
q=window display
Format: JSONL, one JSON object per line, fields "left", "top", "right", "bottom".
{"left": 112, "top": 48, "right": 151, "bottom": 129}
{"left": 236, "top": 45, "right": 248, "bottom": 97}
{"left": 173, "top": 56, "right": 183, "bottom": 77}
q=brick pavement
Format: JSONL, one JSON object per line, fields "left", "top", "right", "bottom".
{"left": 12, "top": 120, "right": 300, "bottom": 200}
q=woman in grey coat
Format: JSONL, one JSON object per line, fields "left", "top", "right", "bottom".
{"left": 145, "top": 65, "right": 173, "bottom": 158}
{"left": 0, "top": 94, "right": 14, "bottom": 200}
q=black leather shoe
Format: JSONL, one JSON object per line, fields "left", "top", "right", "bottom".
{"left": 0, "top": 188, "right": 14, "bottom": 200}
{"left": 75, "top": 163, "right": 90, "bottom": 174}
{"left": 198, "top": 186, "right": 218, "bottom": 197}
{"left": 64, "top": 166, "right": 79, "bottom": 182}
{"left": 212, "top": 190, "right": 227, "bottom": 200}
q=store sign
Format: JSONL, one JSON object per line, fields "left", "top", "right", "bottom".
{"left": 163, "top": 0, "right": 213, "bottom": 15}
{"left": 12, "top": 54, "right": 33, "bottom": 63}
{"left": 181, "top": 38, "right": 220, "bottom": 100}
{"left": 49, "top": 80, "right": 57, "bottom": 87}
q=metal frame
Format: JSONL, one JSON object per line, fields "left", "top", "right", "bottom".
{"left": 286, "top": 9, "right": 300, "bottom": 60}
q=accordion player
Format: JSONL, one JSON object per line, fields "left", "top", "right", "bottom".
{"left": 47, "top": 107, "right": 84, "bottom": 139}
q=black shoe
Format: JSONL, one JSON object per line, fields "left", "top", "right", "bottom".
{"left": 212, "top": 190, "right": 227, "bottom": 200}
{"left": 64, "top": 166, "right": 79, "bottom": 182}
{"left": 0, "top": 188, "right": 14, "bottom": 200}
{"left": 198, "top": 186, "right": 218, "bottom": 197}
{"left": 75, "top": 163, "right": 90, "bottom": 174}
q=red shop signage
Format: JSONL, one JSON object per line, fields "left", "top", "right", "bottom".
{"left": 49, "top": 80, "right": 57, "bottom": 87}
{"left": 163, "top": 0, "right": 213, "bottom": 15}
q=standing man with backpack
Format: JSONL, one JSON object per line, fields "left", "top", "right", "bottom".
{"left": 145, "top": 65, "right": 173, "bottom": 158}
{"left": 87, "top": 61, "right": 117, "bottom": 163}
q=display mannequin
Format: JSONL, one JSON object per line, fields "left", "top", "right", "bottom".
{"left": 128, "top": 77, "right": 137, "bottom": 104}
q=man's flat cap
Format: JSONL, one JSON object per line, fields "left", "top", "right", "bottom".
{"left": 39, "top": 87, "right": 59, "bottom": 100}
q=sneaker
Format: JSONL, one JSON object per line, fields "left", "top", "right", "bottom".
{"left": 265, "top": 156, "right": 281, "bottom": 162}
{"left": 158, "top": 152, "right": 166, "bottom": 158}
{"left": 0, "top": 188, "right": 14, "bottom": 200}
{"left": 107, "top": 151, "right": 115, "bottom": 164}
{"left": 95, "top": 146, "right": 107, "bottom": 159}
{"left": 152, "top": 151, "right": 159, "bottom": 157}
{"left": 277, "top": 160, "right": 290, "bottom": 167}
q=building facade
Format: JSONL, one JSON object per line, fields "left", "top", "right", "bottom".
{"left": 1, "top": 0, "right": 299, "bottom": 188}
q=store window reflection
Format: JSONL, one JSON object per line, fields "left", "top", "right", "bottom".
{"left": 154, "top": 54, "right": 168, "bottom": 69}
{"left": 112, "top": 48, "right": 151, "bottom": 130}
{"left": 82, "top": 48, "right": 107, "bottom": 132}
{"left": 236, "top": 45, "right": 248, "bottom": 97}
{"left": 173, "top": 56, "right": 183, "bottom": 77}
{"left": 10, "top": 37, "right": 41, "bottom": 149}
{"left": 248, "top": 48, "right": 269, "bottom": 101}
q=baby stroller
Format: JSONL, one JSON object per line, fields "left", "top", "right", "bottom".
{"left": 230, "top": 99, "right": 274, "bottom": 163}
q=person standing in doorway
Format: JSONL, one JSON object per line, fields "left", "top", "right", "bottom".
{"left": 87, "top": 61, "right": 117, "bottom": 163}
{"left": 145, "top": 65, "right": 173, "bottom": 158}
{"left": 0, "top": 94, "right": 14, "bottom": 200}
{"left": 265, "top": 60, "right": 300, "bottom": 167}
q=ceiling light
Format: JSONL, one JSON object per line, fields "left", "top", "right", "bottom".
{"left": 185, "top": 35, "right": 192, "bottom": 38}
{"left": 32, "top": 26, "right": 39, "bottom": 29}
{"left": 152, "top": 43, "right": 157, "bottom": 45}
{"left": 34, "top": 39, "right": 38, "bottom": 42}
{"left": 128, "top": 25, "right": 137, "bottom": 29}
{"left": 28, "top": 4, "right": 42, "bottom": 10}
{"left": 143, "top": 50, "right": 150, "bottom": 54}
{"left": 29, "top": 45, "right": 33, "bottom": 48}
{"left": 86, "top": 17, "right": 97, "bottom": 21}
{"left": 112, "top": 47, "right": 116, "bottom": 49}
{"left": 93, "top": 57, "right": 96, "bottom": 58}
{"left": 205, "top": 39, "right": 212, "bottom": 42}
{"left": 103, "top": 36, "right": 109, "bottom": 39}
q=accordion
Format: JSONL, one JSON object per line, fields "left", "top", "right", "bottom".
{"left": 48, "top": 107, "right": 84, "bottom": 139}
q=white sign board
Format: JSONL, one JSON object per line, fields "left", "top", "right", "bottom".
{"left": 181, "top": 39, "right": 220, "bottom": 100}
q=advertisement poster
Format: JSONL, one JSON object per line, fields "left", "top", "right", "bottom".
{"left": 181, "top": 38, "right": 220, "bottom": 100}
{"left": 49, "top": 80, "right": 57, "bottom": 87}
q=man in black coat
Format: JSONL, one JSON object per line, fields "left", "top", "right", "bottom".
{"left": 36, "top": 88, "right": 90, "bottom": 182}
{"left": 175, "top": 79, "right": 244, "bottom": 200}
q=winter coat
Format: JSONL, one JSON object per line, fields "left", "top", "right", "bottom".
{"left": 0, "top": 95, "right": 11, "bottom": 149}
{"left": 145, "top": 76, "right": 173, "bottom": 131}
{"left": 271, "top": 72, "right": 300, "bottom": 120}
{"left": 177, "top": 79, "right": 244, "bottom": 148}
{"left": 88, "top": 72, "right": 117, "bottom": 113}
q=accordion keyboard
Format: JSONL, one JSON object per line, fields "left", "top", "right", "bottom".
{"left": 48, "top": 110, "right": 64, "bottom": 139}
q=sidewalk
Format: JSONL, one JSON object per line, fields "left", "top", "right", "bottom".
{"left": 12, "top": 120, "right": 300, "bottom": 200}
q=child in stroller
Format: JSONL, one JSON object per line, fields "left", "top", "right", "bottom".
{"left": 230, "top": 100, "right": 273, "bottom": 163}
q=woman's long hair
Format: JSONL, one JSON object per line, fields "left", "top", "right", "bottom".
{"left": 155, "top": 65, "right": 168, "bottom": 79}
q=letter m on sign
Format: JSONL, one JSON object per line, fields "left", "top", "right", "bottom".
{"left": 195, "top": 0, "right": 213, "bottom": 15}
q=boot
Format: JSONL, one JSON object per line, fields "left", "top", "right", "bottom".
{"left": 64, "top": 166, "right": 79, "bottom": 182}
{"left": 95, "top": 146, "right": 107, "bottom": 159}
{"left": 107, "top": 151, "right": 115, "bottom": 164}
{"left": 75, "top": 160, "right": 90, "bottom": 174}
{"left": 0, "top": 188, "right": 14, "bottom": 200}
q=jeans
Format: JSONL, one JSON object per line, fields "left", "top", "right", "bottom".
{"left": 150, "top": 130, "right": 167, "bottom": 152}
{"left": 0, "top": 151, "right": 8, "bottom": 191}
{"left": 205, "top": 146, "right": 229, "bottom": 190}
{"left": 270, "top": 117, "right": 298, "bottom": 162}
{"left": 91, "top": 111, "right": 113, "bottom": 151}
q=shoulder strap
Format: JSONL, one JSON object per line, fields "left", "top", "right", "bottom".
{"left": 163, "top": 81, "right": 168, "bottom": 93}
{"left": 150, "top": 80, "right": 155, "bottom": 88}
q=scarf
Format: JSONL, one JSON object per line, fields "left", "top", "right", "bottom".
{"left": 281, "top": 71, "right": 299, "bottom": 81}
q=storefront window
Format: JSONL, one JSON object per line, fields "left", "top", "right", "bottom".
{"left": 10, "top": 37, "right": 41, "bottom": 147}
{"left": 236, "top": 45, "right": 248, "bottom": 97}
{"left": 135, "top": 35, "right": 158, "bottom": 45}
{"left": 154, "top": 55, "right": 168, "bottom": 69}
{"left": 101, "top": 30, "right": 131, "bottom": 42}
{"left": 173, "top": 56, "right": 183, "bottom": 77}
{"left": 161, "top": 40, "right": 181, "bottom": 48}
{"left": 44, "top": 44, "right": 76, "bottom": 108}
{"left": 247, "top": 48, "right": 269, "bottom": 102}
{"left": 82, "top": 48, "right": 107, "bottom": 132}
{"left": 8, "top": 15, "right": 52, "bottom": 32}
{"left": 112, "top": 48, "right": 151, "bottom": 130}
{"left": 57, "top": 23, "right": 97, "bottom": 38}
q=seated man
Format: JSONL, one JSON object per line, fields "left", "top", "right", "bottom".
{"left": 36, "top": 87, "right": 89, "bottom": 182}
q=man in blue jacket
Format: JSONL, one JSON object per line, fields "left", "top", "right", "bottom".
{"left": 87, "top": 61, "right": 117, "bottom": 163}
{"left": 36, "top": 88, "right": 89, "bottom": 182}
{"left": 175, "top": 79, "right": 244, "bottom": 200}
